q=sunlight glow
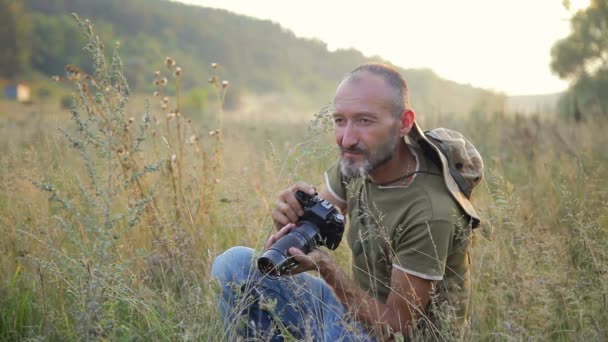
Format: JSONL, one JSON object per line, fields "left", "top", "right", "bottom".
{"left": 176, "top": 0, "right": 591, "bottom": 95}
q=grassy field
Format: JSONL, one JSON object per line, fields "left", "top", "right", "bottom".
{"left": 1, "top": 24, "right": 608, "bottom": 341}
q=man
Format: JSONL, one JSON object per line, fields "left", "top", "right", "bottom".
{"left": 211, "top": 63, "right": 481, "bottom": 341}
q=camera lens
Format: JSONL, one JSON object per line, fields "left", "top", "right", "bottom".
{"left": 257, "top": 249, "right": 284, "bottom": 278}
{"left": 257, "top": 221, "right": 319, "bottom": 277}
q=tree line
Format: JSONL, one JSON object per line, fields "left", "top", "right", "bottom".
{"left": 2, "top": 0, "right": 510, "bottom": 116}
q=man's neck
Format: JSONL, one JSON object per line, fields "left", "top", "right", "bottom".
{"left": 367, "top": 141, "right": 416, "bottom": 185}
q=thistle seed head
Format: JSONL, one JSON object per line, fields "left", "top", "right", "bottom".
{"left": 65, "top": 64, "right": 81, "bottom": 81}
{"left": 166, "top": 57, "right": 176, "bottom": 69}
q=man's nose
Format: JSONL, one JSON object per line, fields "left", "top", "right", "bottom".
{"left": 339, "top": 123, "right": 358, "bottom": 149}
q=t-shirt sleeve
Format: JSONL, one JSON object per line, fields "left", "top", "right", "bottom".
{"left": 323, "top": 159, "right": 347, "bottom": 205}
{"left": 392, "top": 220, "right": 455, "bottom": 281}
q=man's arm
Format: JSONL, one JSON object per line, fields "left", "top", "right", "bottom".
{"left": 318, "top": 187, "right": 432, "bottom": 333}
{"left": 270, "top": 181, "right": 431, "bottom": 333}
{"left": 290, "top": 248, "right": 433, "bottom": 336}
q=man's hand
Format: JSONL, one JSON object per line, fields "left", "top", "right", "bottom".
{"left": 263, "top": 223, "right": 296, "bottom": 251}
{"left": 264, "top": 223, "right": 334, "bottom": 276}
{"left": 271, "top": 181, "right": 316, "bottom": 230}
{"left": 288, "top": 247, "right": 333, "bottom": 276}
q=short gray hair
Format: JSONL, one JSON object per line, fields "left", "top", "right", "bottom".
{"left": 344, "top": 63, "right": 410, "bottom": 118}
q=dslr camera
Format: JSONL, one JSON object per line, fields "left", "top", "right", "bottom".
{"left": 258, "top": 190, "right": 345, "bottom": 278}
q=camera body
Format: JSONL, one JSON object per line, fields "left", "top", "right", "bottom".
{"left": 257, "top": 191, "right": 345, "bottom": 278}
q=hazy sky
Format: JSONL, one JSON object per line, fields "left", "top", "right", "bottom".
{"left": 176, "top": 0, "right": 588, "bottom": 95}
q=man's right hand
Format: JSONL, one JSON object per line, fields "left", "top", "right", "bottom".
{"left": 271, "top": 181, "right": 316, "bottom": 231}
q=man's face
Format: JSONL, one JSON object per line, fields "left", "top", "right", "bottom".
{"left": 332, "top": 72, "right": 403, "bottom": 178}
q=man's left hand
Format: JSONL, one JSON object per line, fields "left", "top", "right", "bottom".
{"left": 264, "top": 223, "right": 336, "bottom": 276}
{"left": 287, "top": 247, "right": 333, "bottom": 276}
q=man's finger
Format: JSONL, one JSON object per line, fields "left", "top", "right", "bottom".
{"left": 265, "top": 223, "right": 296, "bottom": 251}
{"left": 263, "top": 235, "right": 276, "bottom": 251}
{"left": 289, "top": 247, "right": 315, "bottom": 268}
{"left": 288, "top": 247, "right": 305, "bottom": 257}
{"left": 285, "top": 247, "right": 308, "bottom": 276}
{"left": 275, "top": 197, "right": 300, "bottom": 223}
{"left": 292, "top": 181, "right": 316, "bottom": 196}
{"left": 287, "top": 182, "right": 316, "bottom": 215}
{"left": 271, "top": 207, "right": 290, "bottom": 229}
{"left": 276, "top": 223, "right": 295, "bottom": 238}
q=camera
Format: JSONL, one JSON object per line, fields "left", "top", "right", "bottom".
{"left": 258, "top": 190, "right": 345, "bottom": 278}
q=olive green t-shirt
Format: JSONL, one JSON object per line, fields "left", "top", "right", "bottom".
{"left": 324, "top": 144, "right": 472, "bottom": 325}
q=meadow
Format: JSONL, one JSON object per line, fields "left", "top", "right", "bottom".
{"left": 1, "top": 20, "right": 607, "bottom": 341}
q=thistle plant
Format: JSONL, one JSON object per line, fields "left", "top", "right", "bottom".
{"left": 24, "top": 14, "right": 204, "bottom": 340}
{"left": 7, "top": 12, "right": 242, "bottom": 340}
{"left": 207, "top": 62, "right": 230, "bottom": 182}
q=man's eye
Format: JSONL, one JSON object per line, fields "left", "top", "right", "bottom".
{"left": 334, "top": 118, "right": 344, "bottom": 124}
{"left": 359, "top": 118, "right": 371, "bottom": 124}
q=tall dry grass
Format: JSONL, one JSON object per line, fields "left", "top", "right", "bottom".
{"left": 1, "top": 16, "right": 607, "bottom": 341}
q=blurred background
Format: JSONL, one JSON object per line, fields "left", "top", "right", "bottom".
{"left": 2, "top": 0, "right": 604, "bottom": 119}
{"left": 0, "top": 0, "right": 607, "bottom": 340}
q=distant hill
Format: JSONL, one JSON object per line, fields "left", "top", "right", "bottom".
{"left": 507, "top": 93, "right": 562, "bottom": 115}
{"left": 10, "top": 0, "right": 506, "bottom": 116}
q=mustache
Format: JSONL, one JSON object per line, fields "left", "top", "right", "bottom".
{"left": 340, "top": 146, "right": 367, "bottom": 155}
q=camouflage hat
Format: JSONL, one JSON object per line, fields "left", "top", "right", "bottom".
{"left": 408, "top": 121, "right": 483, "bottom": 228}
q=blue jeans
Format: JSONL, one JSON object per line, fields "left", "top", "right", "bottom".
{"left": 210, "top": 246, "right": 374, "bottom": 341}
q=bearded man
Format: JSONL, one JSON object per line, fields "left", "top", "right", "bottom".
{"left": 211, "top": 63, "right": 481, "bottom": 341}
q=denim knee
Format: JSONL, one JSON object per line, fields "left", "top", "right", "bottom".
{"left": 210, "top": 246, "right": 256, "bottom": 283}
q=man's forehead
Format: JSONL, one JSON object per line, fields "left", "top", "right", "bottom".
{"left": 338, "top": 71, "right": 386, "bottom": 88}
{"left": 333, "top": 75, "right": 395, "bottom": 113}
{"left": 335, "top": 73, "right": 392, "bottom": 100}
{"left": 332, "top": 97, "right": 392, "bottom": 113}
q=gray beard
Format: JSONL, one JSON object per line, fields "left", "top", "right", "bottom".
{"left": 338, "top": 123, "right": 402, "bottom": 179}
{"left": 339, "top": 152, "right": 393, "bottom": 178}
{"left": 339, "top": 158, "right": 372, "bottom": 178}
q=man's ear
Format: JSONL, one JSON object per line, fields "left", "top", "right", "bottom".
{"left": 399, "top": 109, "right": 415, "bottom": 136}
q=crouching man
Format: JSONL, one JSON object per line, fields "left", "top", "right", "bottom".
{"left": 211, "top": 63, "right": 482, "bottom": 341}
